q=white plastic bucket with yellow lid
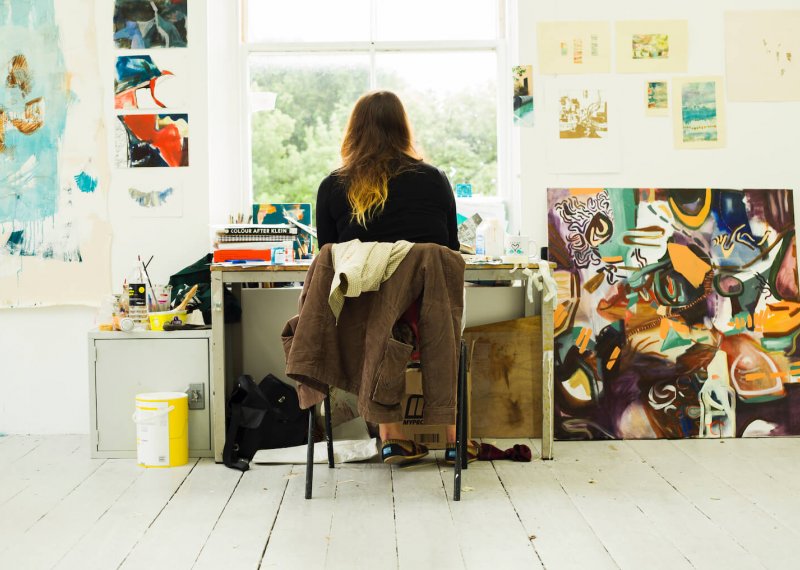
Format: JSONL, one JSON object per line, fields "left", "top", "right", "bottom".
{"left": 133, "top": 392, "right": 189, "bottom": 468}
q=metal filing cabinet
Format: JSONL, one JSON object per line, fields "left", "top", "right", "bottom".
{"left": 87, "top": 330, "right": 214, "bottom": 458}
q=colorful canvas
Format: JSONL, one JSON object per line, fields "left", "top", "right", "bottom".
{"left": 512, "top": 65, "right": 534, "bottom": 127}
{"left": 673, "top": 76, "right": 726, "bottom": 149}
{"left": 548, "top": 187, "right": 800, "bottom": 440}
{"left": 558, "top": 90, "right": 607, "bottom": 139}
{"left": 113, "top": 0, "right": 187, "bottom": 48}
{"left": 1, "top": 0, "right": 112, "bottom": 307}
{"left": 646, "top": 80, "right": 668, "bottom": 116}
{"left": 616, "top": 20, "right": 688, "bottom": 73}
{"left": 115, "top": 54, "right": 187, "bottom": 110}
{"left": 115, "top": 114, "right": 189, "bottom": 168}
{"left": 253, "top": 203, "right": 314, "bottom": 259}
{"left": 725, "top": 11, "right": 800, "bottom": 101}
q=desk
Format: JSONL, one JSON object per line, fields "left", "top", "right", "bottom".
{"left": 210, "top": 262, "right": 555, "bottom": 462}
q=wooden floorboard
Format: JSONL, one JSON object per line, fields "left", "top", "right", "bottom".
{"left": 392, "top": 452, "right": 465, "bottom": 570}
{"left": 259, "top": 464, "right": 338, "bottom": 569}
{"left": 2, "top": 436, "right": 800, "bottom": 569}
{"left": 437, "top": 454, "right": 543, "bottom": 569}
{"left": 540, "top": 440, "right": 693, "bottom": 570}
{"left": 0, "top": 459, "right": 142, "bottom": 569}
{"left": 490, "top": 439, "right": 618, "bottom": 570}
{"left": 193, "top": 464, "right": 291, "bottom": 570}
{"left": 0, "top": 436, "right": 104, "bottom": 555}
{"left": 118, "top": 458, "right": 242, "bottom": 569}
{"left": 631, "top": 440, "right": 796, "bottom": 570}
{"left": 55, "top": 460, "right": 197, "bottom": 570}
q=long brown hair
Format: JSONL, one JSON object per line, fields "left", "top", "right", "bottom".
{"left": 338, "top": 91, "right": 421, "bottom": 227}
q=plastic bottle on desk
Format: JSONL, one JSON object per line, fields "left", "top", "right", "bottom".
{"left": 127, "top": 261, "right": 148, "bottom": 329}
{"left": 476, "top": 218, "right": 504, "bottom": 259}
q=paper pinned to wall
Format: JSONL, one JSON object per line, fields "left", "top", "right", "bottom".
{"left": 537, "top": 21, "right": 611, "bottom": 75}
{"left": 645, "top": 80, "right": 669, "bottom": 117}
{"left": 615, "top": 20, "right": 688, "bottom": 73}
{"left": 0, "top": 0, "right": 111, "bottom": 308}
{"left": 124, "top": 184, "right": 183, "bottom": 217}
{"left": 512, "top": 65, "right": 534, "bottom": 127}
{"left": 115, "top": 52, "right": 190, "bottom": 110}
{"left": 725, "top": 10, "right": 800, "bottom": 102}
{"left": 544, "top": 77, "right": 620, "bottom": 173}
{"left": 672, "top": 76, "right": 726, "bottom": 150}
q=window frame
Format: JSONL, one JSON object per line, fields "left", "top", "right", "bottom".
{"left": 240, "top": 0, "right": 511, "bottom": 220}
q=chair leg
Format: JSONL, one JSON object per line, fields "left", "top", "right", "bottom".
{"left": 459, "top": 340, "right": 469, "bottom": 470}
{"left": 323, "top": 392, "right": 334, "bottom": 468}
{"left": 453, "top": 339, "right": 467, "bottom": 501}
{"left": 305, "top": 406, "right": 315, "bottom": 500}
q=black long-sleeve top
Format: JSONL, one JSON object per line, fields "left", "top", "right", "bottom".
{"left": 315, "top": 162, "right": 459, "bottom": 251}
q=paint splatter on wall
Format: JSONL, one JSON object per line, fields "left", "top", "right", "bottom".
{"left": 548, "top": 188, "right": 800, "bottom": 439}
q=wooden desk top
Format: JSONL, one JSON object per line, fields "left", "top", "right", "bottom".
{"left": 211, "top": 260, "right": 555, "bottom": 272}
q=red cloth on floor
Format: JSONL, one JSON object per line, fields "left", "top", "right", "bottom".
{"left": 478, "top": 442, "right": 532, "bottom": 462}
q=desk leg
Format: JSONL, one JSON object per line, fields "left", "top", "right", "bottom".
{"left": 211, "top": 272, "right": 226, "bottom": 462}
{"left": 541, "top": 291, "right": 555, "bottom": 460}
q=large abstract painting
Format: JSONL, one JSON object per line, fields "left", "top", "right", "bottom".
{"left": 548, "top": 188, "right": 800, "bottom": 440}
{"left": 0, "top": 0, "right": 111, "bottom": 307}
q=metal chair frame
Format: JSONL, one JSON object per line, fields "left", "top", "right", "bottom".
{"left": 305, "top": 339, "right": 469, "bottom": 501}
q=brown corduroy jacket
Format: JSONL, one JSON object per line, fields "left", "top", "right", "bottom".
{"left": 282, "top": 243, "right": 465, "bottom": 425}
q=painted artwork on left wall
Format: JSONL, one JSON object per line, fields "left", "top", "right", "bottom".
{"left": 115, "top": 54, "right": 188, "bottom": 110}
{"left": 115, "top": 114, "right": 189, "bottom": 168}
{"left": 113, "top": 0, "right": 188, "bottom": 49}
{"left": 512, "top": 65, "right": 534, "bottom": 127}
{"left": 0, "top": 0, "right": 111, "bottom": 307}
{"left": 548, "top": 187, "right": 800, "bottom": 440}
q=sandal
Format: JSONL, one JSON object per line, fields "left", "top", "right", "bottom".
{"left": 444, "top": 440, "right": 480, "bottom": 464}
{"left": 381, "top": 439, "right": 429, "bottom": 465}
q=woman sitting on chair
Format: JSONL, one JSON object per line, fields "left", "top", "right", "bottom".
{"left": 315, "top": 90, "right": 475, "bottom": 465}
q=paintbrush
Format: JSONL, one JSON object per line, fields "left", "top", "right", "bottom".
{"left": 175, "top": 284, "right": 198, "bottom": 312}
{"left": 138, "top": 255, "right": 155, "bottom": 299}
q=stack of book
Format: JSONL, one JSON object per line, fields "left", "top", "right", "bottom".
{"left": 212, "top": 224, "right": 298, "bottom": 263}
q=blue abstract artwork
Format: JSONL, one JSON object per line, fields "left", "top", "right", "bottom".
{"left": 114, "top": 0, "right": 188, "bottom": 49}
{"left": 0, "top": 0, "right": 69, "bottom": 226}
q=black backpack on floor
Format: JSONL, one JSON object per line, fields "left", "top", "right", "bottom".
{"left": 223, "top": 374, "right": 308, "bottom": 472}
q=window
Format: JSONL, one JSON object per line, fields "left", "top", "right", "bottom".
{"left": 245, "top": 0, "right": 502, "bottom": 205}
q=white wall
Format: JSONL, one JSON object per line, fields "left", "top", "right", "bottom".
{"left": 3, "top": 0, "right": 799, "bottom": 433}
{"left": 516, "top": 0, "right": 800, "bottom": 251}
{"left": 0, "top": 0, "right": 210, "bottom": 434}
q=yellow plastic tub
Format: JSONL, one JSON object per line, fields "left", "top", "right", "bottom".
{"left": 148, "top": 310, "right": 188, "bottom": 331}
{"left": 133, "top": 392, "right": 189, "bottom": 468}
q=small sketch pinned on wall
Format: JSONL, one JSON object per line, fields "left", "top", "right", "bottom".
{"left": 115, "top": 54, "right": 188, "bottom": 110}
{"left": 632, "top": 34, "right": 669, "bottom": 59}
{"left": 512, "top": 65, "right": 534, "bottom": 127}
{"left": 558, "top": 89, "right": 607, "bottom": 139}
{"left": 115, "top": 114, "right": 189, "bottom": 168}
{"left": 125, "top": 185, "right": 182, "bottom": 217}
{"left": 113, "top": 0, "right": 188, "bottom": 49}
{"left": 616, "top": 20, "right": 688, "bottom": 73}
{"left": 646, "top": 80, "right": 669, "bottom": 116}
{"left": 725, "top": 11, "right": 800, "bottom": 101}
{"left": 545, "top": 79, "right": 620, "bottom": 173}
{"left": 538, "top": 21, "right": 611, "bottom": 74}
{"left": 673, "top": 76, "right": 726, "bottom": 149}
